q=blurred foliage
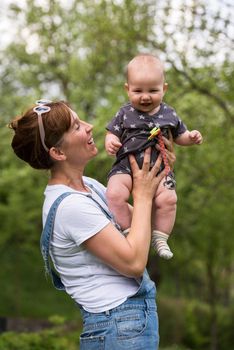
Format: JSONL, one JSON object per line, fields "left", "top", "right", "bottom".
{"left": 0, "top": 326, "right": 79, "bottom": 350}
{"left": 0, "top": 0, "right": 234, "bottom": 349}
{"left": 158, "top": 297, "right": 234, "bottom": 350}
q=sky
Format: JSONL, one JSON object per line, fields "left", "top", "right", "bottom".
{"left": 0, "top": 0, "right": 233, "bottom": 52}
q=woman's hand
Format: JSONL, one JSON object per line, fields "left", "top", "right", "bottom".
{"left": 129, "top": 147, "right": 165, "bottom": 202}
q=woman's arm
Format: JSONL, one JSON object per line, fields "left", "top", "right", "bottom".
{"left": 83, "top": 149, "right": 165, "bottom": 278}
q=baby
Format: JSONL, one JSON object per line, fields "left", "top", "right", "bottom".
{"left": 105, "top": 53, "right": 203, "bottom": 259}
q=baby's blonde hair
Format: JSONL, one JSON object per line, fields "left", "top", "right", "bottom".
{"left": 126, "top": 53, "right": 164, "bottom": 82}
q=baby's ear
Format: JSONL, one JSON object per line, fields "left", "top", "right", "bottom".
{"left": 124, "top": 83, "right": 129, "bottom": 92}
{"left": 163, "top": 83, "right": 168, "bottom": 93}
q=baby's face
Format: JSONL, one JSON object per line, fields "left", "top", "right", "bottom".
{"left": 125, "top": 61, "right": 167, "bottom": 115}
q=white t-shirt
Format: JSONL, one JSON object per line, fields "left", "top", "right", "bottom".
{"left": 42, "top": 177, "right": 139, "bottom": 313}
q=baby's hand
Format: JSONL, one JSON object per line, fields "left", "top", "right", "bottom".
{"left": 189, "top": 130, "right": 203, "bottom": 145}
{"left": 105, "top": 133, "right": 122, "bottom": 156}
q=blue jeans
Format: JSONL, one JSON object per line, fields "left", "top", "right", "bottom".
{"left": 79, "top": 271, "right": 159, "bottom": 350}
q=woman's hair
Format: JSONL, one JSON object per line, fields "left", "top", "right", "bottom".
{"left": 9, "top": 101, "right": 72, "bottom": 170}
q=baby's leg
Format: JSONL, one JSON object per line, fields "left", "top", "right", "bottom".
{"left": 152, "top": 177, "right": 177, "bottom": 259}
{"left": 106, "top": 174, "right": 132, "bottom": 231}
{"left": 154, "top": 178, "right": 177, "bottom": 233}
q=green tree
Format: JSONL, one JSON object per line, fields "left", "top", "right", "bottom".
{"left": 0, "top": 1, "right": 233, "bottom": 349}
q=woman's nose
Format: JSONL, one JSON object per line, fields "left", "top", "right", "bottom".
{"left": 84, "top": 121, "right": 93, "bottom": 131}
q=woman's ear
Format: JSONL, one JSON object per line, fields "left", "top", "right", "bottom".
{"left": 49, "top": 147, "right": 66, "bottom": 161}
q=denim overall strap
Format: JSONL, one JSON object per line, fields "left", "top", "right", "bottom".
{"left": 40, "top": 188, "right": 117, "bottom": 290}
{"left": 40, "top": 192, "right": 73, "bottom": 290}
{"left": 133, "top": 269, "right": 156, "bottom": 299}
{"left": 83, "top": 179, "right": 107, "bottom": 205}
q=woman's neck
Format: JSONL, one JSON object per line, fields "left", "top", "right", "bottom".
{"left": 49, "top": 168, "right": 88, "bottom": 192}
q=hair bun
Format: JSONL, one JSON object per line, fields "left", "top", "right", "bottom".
{"left": 8, "top": 118, "right": 19, "bottom": 131}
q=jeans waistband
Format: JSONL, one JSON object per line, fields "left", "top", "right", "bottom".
{"left": 79, "top": 294, "right": 156, "bottom": 319}
{"left": 103, "top": 297, "right": 156, "bottom": 315}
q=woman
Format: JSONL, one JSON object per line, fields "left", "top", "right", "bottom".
{"left": 9, "top": 100, "right": 175, "bottom": 349}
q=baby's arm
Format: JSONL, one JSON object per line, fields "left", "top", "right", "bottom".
{"left": 105, "top": 131, "right": 122, "bottom": 156}
{"left": 175, "top": 130, "right": 203, "bottom": 146}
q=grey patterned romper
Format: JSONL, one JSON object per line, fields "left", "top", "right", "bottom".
{"left": 106, "top": 102, "right": 187, "bottom": 182}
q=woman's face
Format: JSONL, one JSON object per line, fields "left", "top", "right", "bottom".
{"left": 60, "top": 110, "right": 98, "bottom": 166}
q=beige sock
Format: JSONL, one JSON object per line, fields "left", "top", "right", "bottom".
{"left": 152, "top": 230, "right": 173, "bottom": 260}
